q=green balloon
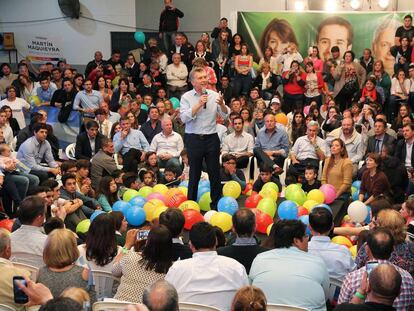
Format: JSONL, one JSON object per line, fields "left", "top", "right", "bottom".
{"left": 139, "top": 186, "right": 153, "bottom": 198}
{"left": 123, "top": 189, "right": 139, "bottom": 202}
{"left": 198, "top": 191, "right": 211, "bottom": 212}
{"left": 76, "top": 219, "right": 90, "bottom": 234}
{"left": 170, "top": 97, "right": 180, "bottom": 110}
{"left": 140, "top": 104, "right": 149, "bottom": 111}
{"left": 262, "top": 182, "right": 279, "bottom": 193}
{"left": 257, "top": 198, "right": 277, "bottom": 218}
{"left": 286, "top": 189, "right": 307, "bottom": 206}
{"left": 285, "top": 184, "right": 302, "bottom": 198}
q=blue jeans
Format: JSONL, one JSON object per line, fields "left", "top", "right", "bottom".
{"left": 233, "top": 73, "right": 252, "bottom": 96}
{"left": 8, "top": 174, "right": 30, "bottom": 202}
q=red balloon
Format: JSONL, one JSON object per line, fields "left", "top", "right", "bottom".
{"left": 297, "top": 206, "right": 309, "bottom": 217}
{"left": 183, "top": 209, "right": 204, "bottom": 230}
{"left": 243, "top": 183, "right": 253, "bottom": 195}
{"left": 256, "top": 210, "right": 273, "bottom": 234}
{"left": 245, "top": 194, "right": 263, "bottom": 209}
{"left": 0, "top": 219, "right": 14, "bottom": 232}
{"left": 166, "top": 193, "right": 187, "bottom": 208}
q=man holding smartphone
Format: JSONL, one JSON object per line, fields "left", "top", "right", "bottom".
{"left": 0, "top": 228, "right": 31, "bottom": 308}
{"left": 159, "top": 0, "right": 184, "bottom": 52}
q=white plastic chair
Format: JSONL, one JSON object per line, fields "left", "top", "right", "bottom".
{"left": 178, "top": 302, "right": 220, "bottom": 311}
{"left": 92, "top": 301, "right": 135, "bottom": 311}
{"left": 10, "top": 252, "right": 44, "bottom": 269}
{"left": 91, "top": 270, "right": 119, "bottom": 300}
{"left": 11, "top": 136, "right": 17, "bottom": 152}
{"left": 12, "top": 262, "right": 39, "bottom": 281}
{"left": 328, "top": 277, "right": 343, "bottom": 304}
{"left": 266, "top": 304, "right": 308, "bottom": 311}
{"left": 0, "top": 304, "right": 16, "bottom": 311}
{"left": 65, "top": 143, "right": 76, "bottom": 160}
{"left": 113, "top": 153, "right": 123, "bottom": 170}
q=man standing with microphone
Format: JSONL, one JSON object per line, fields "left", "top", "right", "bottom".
{"left": 180, "top": 67, "right": 229, "bottom": 210}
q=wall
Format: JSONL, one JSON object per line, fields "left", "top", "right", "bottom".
{"left": 0, "top": 0, "right": 136, "bottom": 69}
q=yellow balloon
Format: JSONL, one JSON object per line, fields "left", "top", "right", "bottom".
{"left": 143, "top": 199, "right": 164, "bottom": 221}
{"left": 153, "top": 184, "right": 168, "bottom": 195}
{"left": 153, "top": 205, "right": 168, "bottom": 219}
{"left": 259, "top": 188, "right": 278, "bottom": 201}
{"left": 223, "top": 181, "right": 241, "bottom": 199}
{"left": 262, "top": 182, "right": 279, "bottom": 192}
{"left": 349, "top": 245, "right": 357, "bottom": 259}
{"left": 179, "top": 200, "right": 200, "bottom": 212}
{"left": 210, "top": 212, "right": 232, "bottom": 232}
{"left": 306, "top": 189, "right": 325, "bottom": 204}
{"left": 343, "top": 214, "right": 351, "bottom": 223}
{"left": 123, "top": 189, "right": 139, "bottom": 202}
{"left": 331, "top": 236, "right": 353, "bottom": 248}
{"left": 303, "top": 200, "right": 319, "bottom": 212}
{"left": 266, "top": 223, "right": 273, "bottom": 236}
{"left": 178, "top": 186, "right": 188, "bottom": 197}
{"left": 275, "top": 113, "right": 288, "bottom": 126}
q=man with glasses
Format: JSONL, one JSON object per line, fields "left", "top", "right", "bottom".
{"left": 220, "top": 154, "right": 246, "bottom": 191}
{"left": 250, "top": 219, "right": 330, "bottom": 310}
{"left": 73, "top": 78, "right": 102, "bottom": 119}
{"left": 222, "top": 116, "right": 254, "bottom": 169}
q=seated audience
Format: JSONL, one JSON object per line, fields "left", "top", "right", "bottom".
{"left": 400, "top": 199, "right": 414, "bottom": 241}
{"left": 218, "top": 208, "right": 267, "bottom": 273}
{"left": 37, "top": 229, "right": 90, "bottom": 298}
{"left": 302, "top": 166, "right": 321, "bottom": 192}
{"left": 159, "top": 167, "right": 180, "bottom": 187}
{"left": 110, "top": 211, "right": 127, "bottom": 246}
{"left": 338, "top": 228, "right": 414, "bottom": 310}
{"left": 75, "top": 120, "right": 105, "bottom": 160}
{"left": 96, "top": 176, "right": 119, "bottom": 212}
{"left": 90, "top": 137, "right": 117, "bottom": 190}
{"left": 165, "top": 222, "right": 248, "bottom": 310}
{"left": 250, "top": 219, "right": 329, "bottom": 310}
{"left": 141, "top": 107, "right": 162, "bottom": 144}
{"left": 142, "top": 280, "right": 179, "bottom": 311}
{"left": 252, "top": 163, "right": 282, "bottom": 193}
{"left": 220, "top": 154, "right": 247, "bottom": 191}
{"left": 308, "top": 207, "right": 355, "bottom": 280}
{"left": 231, "top": 286, "right": 267, "bottom": 311}
{"left": 112, "top": 225, "right": 173, "bottom": 303}
{"left": 10, "top": 196, "right": 48, "bottom": 268}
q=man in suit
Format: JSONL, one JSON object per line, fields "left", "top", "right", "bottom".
{"left": 168, "top": 33, "right": 190, "bottom": 66}
{"left": 365, "top": 119, "right": 396, "bottom": 155}
{"left": 75, "top": 120, "right": 105, "bottom": 160}
{"left": 395, "top": 123, "right": 414, "bottom": 168}
{"left": 136, "top": 74, "right": 158, "bottom": 98}
{"left": 91, "top": 137, "right": 118, "bottom": 190}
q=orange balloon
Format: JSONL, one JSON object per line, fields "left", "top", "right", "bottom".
{"left": 275, "top": 113, "right": 288, "bottom": 126}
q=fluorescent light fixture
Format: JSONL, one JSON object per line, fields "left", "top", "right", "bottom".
{"left": 350, "top": 0, "right": 361, "bottom": 9}
{"left": 294, "top": 0, "right": 306, "bottom": 11}
{"left": 325, "top": 0, "right": 337, "bottom": 12}
{"left": 378, "top": 0, "right": 390, "bottom": 8}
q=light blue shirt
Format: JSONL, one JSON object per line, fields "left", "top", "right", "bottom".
{"left": 250, "top": 247, "right": 329, "bottom": 311}
{"left": 73, "top": 90, "right": 103, "bottom": 116}
{"left": 308, "top": 236, "right": 355, "bottom": 281}
{"left": 180, "top": 89, "right": 229, "bottom": 135}
{"left": 108, "top": 111, "right": 121, "bottom": 124}
{"left": 16, "top": 136, "right": 58, "bottom": 172}
{"left": 113, "top": 128, "right": 149, "bottom": 155}
{"left": 255, "top": 126, "right": 289, "bottom": 157}
{"left": 36, "top": 86, "right": 56, "bottom": 102}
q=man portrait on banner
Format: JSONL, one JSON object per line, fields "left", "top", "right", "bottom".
{"left": 316, "top": 16, "right": 354, "bottom": 61}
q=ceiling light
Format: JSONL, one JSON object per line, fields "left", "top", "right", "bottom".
{"left": 325, "top": 1, "right": 337, "bottom": 12}
{"left": 294, "top": 0, "right": 305, "bottom": 11}
{"left": 350, "top": 0, "right": 361, "bottom": 9}
{"left": 378, "top": 0, "right": 390, "bottom": 9}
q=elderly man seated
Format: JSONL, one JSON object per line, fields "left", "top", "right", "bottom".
{"left": 149, "top": 117, "right": 184, "bottom": 174}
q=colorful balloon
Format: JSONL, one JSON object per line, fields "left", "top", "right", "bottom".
{"left": 125, "top": 206, "right": 146, "bottom": 226}
{"left": 303, "top": 200, "right": 319, "bottom": 212}
{"left": 347, "top": 201, "right": 368, "bottom": 223}
{"left": 266, "top": 223, "right": 273, "bottom": 236}
{"left": 218, "top": 196, "right": 238, "bottom": 216}
{"left": 298, "top": 215, "right": 311, "bottom": 235}
{"left": 275, "top": 113, "right": 288, "bottom": 126}
{"left": 243, "top": 183, "right": 253, "bottom": 195}
{"left": 170, "top": 97, "right": 180, "bottom": 110}
{"left": 257, "top": 198, "right": 277, "bottom": 218}
{"left": 128, "top": 196, "right": 146, "bottom": 208}
{"left": 210, "top": 212, "right": 232, "bottom": 232}
{"left": 179, "top": 200, "right": 200, "bottom": 212}
{"left": 285, "top": 187, "right": 306, "bottom": 205}
{"left": 331, "top": 236, "right": 353, "bottom": 248}
{"left": 139, "top": 186, "right": 153, "bottom": 198}
{"left": 140, "top": 104, "right": 148, "bottom": 111}
{"left": 349, "top": 245, "right": 357, "bottom": 259}
{"left": 307, "top": 189, "right": 325, "bottom": 204}
{"left": 76, "top": 219, "right": 90, "bottom": 234}
{"left": 245, "top": 194, "right": 262, "bottom": 209}
{"left": 183, "top": 209, "right": 204, "bottom": 230}
{"left": 204, "top": 210, "right": 217, "bottom": 223}
{"left": 314, "top": 203, "right": 332, "bottom": 214}
{"left": 223, "top": 181, "right": 242, "bottom": 199}
{"left": 297, "top": 206, "right": 309, "bottom": 217}
{"left": 0, "top": 219, "right": 14, "bottom": 232}
{"left": 256, "top": 211, "right": 273, "bottom": 234}
{"left": 147, "top": 192, "right": 166, "bottom": 203}
{"left": 319, "top": 184, "right": 336, "bottom": 204}
{"left": 198, "top": 191, "right": 212, "bottom": 212}
{"left": 352, "top": 180, "right": 361, "bottom": 189}
{"left": 262, "top": 182, "right": 279, "bottom": 193}
{"left": 259, "top": 188, "right": 278, "bottom": 201}
{"left": 143, "top": 199, "right": 164, "bottom": 221}
{"left": 152, "top": 205, "right": 168, "bottom": 219}
{"left": 153, "top": 184, "right": 169, "bottom": 195}
{"left": 278, "top": 200, "right": 298, "bottom": 220}
{"left": 166, "top": 193, "right": 187, "bottom": 208}
{"left": 90, "top": 210, "right": 105, "bottom": 222}
{"left": 134, "top": 31, "right": 146, "bottom": 44}
{"left": 123, "top": 189, "right": 139, "bottom": 202}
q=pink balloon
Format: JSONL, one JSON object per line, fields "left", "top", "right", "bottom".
{"left": 146, "top": 192, "right": 166, "bottom": 203}
{"left": 303, "top": 105, "right": 310, "bottom": 116}
{"left": 320, "top": 184, "right": 336, "bottom": 204}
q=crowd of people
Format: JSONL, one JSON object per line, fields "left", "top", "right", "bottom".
{"left": 0, "top": 1, "right": 414, "bottom": 310}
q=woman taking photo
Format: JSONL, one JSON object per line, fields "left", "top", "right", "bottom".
{"left": 110, "top": 78, "right": 135, "bottom": 112}
{"left": 359, "top": 153, "right": 391, "bottom": 205}
{"left": 233, "top": 43, "right": 253, "bottom": 96}
{"left": 281, "top": 60, "right": 306, "bottom": 113}
{"left": 321, "top": 106, "right": 341, "bottom": 136}
{"left": 38, "top": 229, "right": 90, "bottom": 298}
{"left": 304, "top": 61, "right": 324, "bottom": 106}
{"left": 96, "top": 176, "right": 119, "bottom": 212}
{"left": 333, "top": 50, "right": 366, "bottom": 111}
{"left": 112, "top": 225, "right": 173, "bottom": 303}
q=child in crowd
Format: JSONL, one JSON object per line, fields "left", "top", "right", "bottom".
{"left": 142, "top": 151, "right": 162, "bottom": 182}
{"left": 44, "top": 217, "right": 65, "bottom": 235}
{"left": 96, "top": 176, "right": 119, "bottom": 212}
{"left": 220, "top": 154, "right": 246, "bottom": 190}
{"left": 110, "top": 211, "right": 127, "bottom": 246}
{"left": 180, "top": 149, "right": 189, "bottom": 181}
{"left": 139, "top": 170, "right": 156, "bottom": 188}
{"left": 301, "top": 166, "right": 321, "bottom": 193}
{"left": 76, "top": 159, "right": 95, "bottom": 198}
{"left": 252, "top": 163, "right": 282, "bottom": 193}
{"left": 112, "top": 169, "right": 125, "bottom": 187}
{"left": 121, "top": 172, "right": 140, "bottom": 199}
{"left": 160, "top": 167, "right": 180, "bottom": 187}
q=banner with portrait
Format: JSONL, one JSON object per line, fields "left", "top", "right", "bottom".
{"left": 237, "top": 11, "right": 412, "bottom": 76}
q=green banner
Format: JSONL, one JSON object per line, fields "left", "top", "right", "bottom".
{"left": 238, "top": 11, "right": 411, "bottom": 75}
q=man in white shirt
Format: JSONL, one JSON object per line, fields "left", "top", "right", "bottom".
{"left": 166, "top": 53, "right": 188, "bottom": 99}
{"left": 10, "top": 196, "right": 48, "bottom": 268}
{"left": 308, "top": 207, "right": 355, "bottom": 281}
{"left": 149, "top": 117, "right": 183, "bottom": 173}
{"left": 222, "top": 115, "right": 254, "bottom": 169}
{"left": 165, "top": 222, "right": 249, "bottom": 310}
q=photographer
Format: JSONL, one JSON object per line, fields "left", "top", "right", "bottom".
{"left": 281, "top": 60, "right": 306, "bottom": 113}
{"left": 159, "top": 0, "right": 184, "bottom": 52}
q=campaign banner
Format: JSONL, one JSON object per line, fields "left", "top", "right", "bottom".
{"left": 23, "top": 35, "right": 65, "bottom": 64}
{"left": 237, "top": 11, "right": 412, "bottom": 76}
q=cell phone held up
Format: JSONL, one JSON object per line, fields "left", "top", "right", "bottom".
{"left": 366, "top": 261, "right": 379, "bottom": 277}
{"left": 137, "top": 229, "right": 150, "bottom": 241}
{"left": 13, "top": 276, "right": 29, "bottom": 304}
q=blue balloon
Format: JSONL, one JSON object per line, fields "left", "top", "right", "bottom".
{"left": 125, "top": 206, "right": 146, "bottom": 226}
{"left": 112, "top": 201, "right": 131, "bottom": 213}
{"left": 179, "top": 180, "right": 189, "bottom": 188}
{"left": 90, "top": 210, "right": 105, "bottom": 222}
{"left": 218, "top": 196, "right": 239, "bottom": 216}
{"left": 129, "top": 196, "right": 146, "bottom": 208}
{"left": 140, "top": 104, "right": 148, "bottom": 111}
{"left": 197, "top": 186, "right": 210, "bottom": 201}
{"left": 364, "top": 206, "right": 371, "bottom": 224}
{"left": 352, "top": 180, "right": 361, "bottom": 189}
{"left": 199, "top": 180, "right": 211, "bottom": 188}
{"left": 278, "top": 200, "right": 298, "bottom": 220}
{"left": 315, "top": 204, "right": 332, "bottom": 214}
{"left": 352, "top": 189, "right": 360, "bottom": 201}
{"left": 299, "top": 215, "right": 311, "bottom": 235}
{"left": 134, "top": 31, "right": 146, "bottom": 44}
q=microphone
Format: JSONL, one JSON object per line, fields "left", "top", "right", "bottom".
{"left": 202, "top": 87, "right": 208, "bottom": 109}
